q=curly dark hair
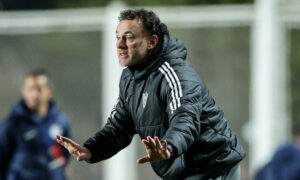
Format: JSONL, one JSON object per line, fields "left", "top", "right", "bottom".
{"left": 119, "top": 8, "right": 169, "bottom": 38}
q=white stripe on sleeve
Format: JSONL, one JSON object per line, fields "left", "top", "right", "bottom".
{"left": 161, "top": 64, "right": 181, "bottom": 108}
{"left": 159, "top": 67, "right": 177, "bottom": 111}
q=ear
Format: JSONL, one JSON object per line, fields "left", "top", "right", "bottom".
{"left": 147, "top": 35, "right": 158, "bottom": 50}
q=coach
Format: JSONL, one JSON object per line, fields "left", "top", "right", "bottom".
{"left": 57, "top": 8, "right": 245, "bottom": 180}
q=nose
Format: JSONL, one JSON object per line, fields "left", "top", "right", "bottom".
{"left": 32, "top": 88, "right": 40, "bottom": 100}
{"left": 117, "top": 38, "right": 126, "bottom": 49}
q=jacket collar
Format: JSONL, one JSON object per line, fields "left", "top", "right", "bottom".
{"left": 10, "top": 99, "right": 57, "bottom": 122}
{"left": 128, "top": 34, "right": 187, "bottom": 80}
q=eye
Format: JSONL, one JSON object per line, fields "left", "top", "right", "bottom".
{"left": 126, "top": 34, "right": 135, "bottom": 40}
{"left": 116, "top": 36, "right": 120, "bottom": 40}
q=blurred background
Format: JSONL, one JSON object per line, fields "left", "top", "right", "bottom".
{"left": 0, "top": 0, "right": 299, "bottom": 179}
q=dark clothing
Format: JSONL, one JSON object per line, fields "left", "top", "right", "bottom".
{"left": 84, "top": 34, "right": 245, "bottom": 179}
{"left": 255, "top": 143, "right": 300, "bottom": 180}
{"left": 185, "top": 164, "right": 240, "bottom": 180}
{"left": 0, "top": 99, "right": 71, "bottom": 180}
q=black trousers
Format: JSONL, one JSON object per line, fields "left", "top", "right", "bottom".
{"left": 184, "top": 164, "right": 241, "bottom": 180}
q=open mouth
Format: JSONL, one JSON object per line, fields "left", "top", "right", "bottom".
{"left": 119, "top": 51, "right": 128, "bottom": 57}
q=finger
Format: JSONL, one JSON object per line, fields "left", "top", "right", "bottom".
{"left": 56, "top": 135, "right": 70, "bottom": 146}
{"left": 137, "top": 155, "right": 150, "bottom": 164}
{"left": 57, "top": 139, "right": 67, "bottom": 148}
{"left": 56, "top": 134, "right": 61, "bottom": 140}
{"left": 76, "top": 153, "right": 84, "bottom": 161}
{"left": 142, "top": 139, "right": 151, "bottom": 149}
{"left": 60, "top": 136, "right": 78, "bottom": 146}
{"left": 76, "top": 150, "right": 81, "bottom": 157}
{"left": 154, "top": 136, "right": 162, "bottom": 149}
{"left": 60, "top": 141, "right": 80, "bottom": 156}
{"left": 56, "top": 135, "right": 64, "bottom": 145}
{"left": 69, "top": 147, "right": 77, "bottom": 155}
{"left": 61, "top": 137, "right": 81, "bottom": 151}
{"left": 62, "top": 141, "right": 72, "bottom": 150}
{"left": 77, "top": 154, "right": 85, "bottom": 161}
{"left": 77, "top": 148, "right": 92, "bottom": 161}
{"left": 77, "top": 153, "right": 89, "bottom": 161}
{"left": 56, "top": 138, "right": 63, "bottom": 145}
{"left": 147, "top": 136, "right": 156, "bottom": 148}
{"left": 162, "top": 140, "right": 168, "bottom": 150}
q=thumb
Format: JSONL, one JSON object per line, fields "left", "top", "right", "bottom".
{"left": 137, "top": 155, "right": 150, "bottom": 164}
{"left": 77, "top": 156, "right": 82, "bottom": 161}
{"left": 77, "top": 153, "right": 89, "bottom": 161}
{"left": 77, "top": 154, "right": 84, "bottom": 161}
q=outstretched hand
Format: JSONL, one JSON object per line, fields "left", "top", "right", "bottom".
{"left": 56, "top": 135, "right": 92, "bottom": 161}
{"left": 137, "top": 136, "right": 170, "bottom": 164}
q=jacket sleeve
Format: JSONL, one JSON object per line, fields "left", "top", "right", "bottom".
{"left": 83, "top": 96, "right": 136, "bottom": 163}
{"left": 0, "top": 119, "right": 16, "bottom": 180}
{"left": 160, "top": 62, "right": 203, "bottom": 157}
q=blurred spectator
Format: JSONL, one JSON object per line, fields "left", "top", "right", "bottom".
{"left": 0, "top": 69, "right": 71, "bottom": 180}
{"left": 255, "top": 124, "right": 300, "bottom": 180}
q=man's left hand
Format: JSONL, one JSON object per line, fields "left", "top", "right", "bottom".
{"left": 137, "top": 136, "right": 170, "bottom": 164}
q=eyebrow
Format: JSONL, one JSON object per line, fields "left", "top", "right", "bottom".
{"left": 116, "top": 31, "right": 135, "bottom": 35}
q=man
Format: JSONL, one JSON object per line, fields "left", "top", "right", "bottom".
{"left": 255, "top": 124, "right": 300, "bottom": 180}
{"left": 56, "top": 9, "right": 245, "bottom": 180}
{"left": 0, "top": 69, "right": 71, "bottom": 180}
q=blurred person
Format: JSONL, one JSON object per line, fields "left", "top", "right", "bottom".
{"left": 255, "top": 124, "right": 300, "bottom": 180}
{"left": 56, "top": 8, "right": 245, "bottom": 180}
{"left": 0, "top": 69, "right": 71, "bottom": 180}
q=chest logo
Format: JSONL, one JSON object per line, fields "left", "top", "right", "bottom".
{"left": 49, "top": 124, "right": 63, "bottom": 140}
{"left": 142, "top": 92, "right": 148, "bottom": 109}
{"left": 24, "top": 129, "right": 37, "bottom": 141}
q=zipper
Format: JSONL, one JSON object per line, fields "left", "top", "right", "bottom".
{"left": 130, "top": 76, "right": 139, "bottom": 132}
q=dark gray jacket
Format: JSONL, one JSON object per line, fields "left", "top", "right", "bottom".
{"left": 84, "top": 34, "right": 245, "bottom": 179}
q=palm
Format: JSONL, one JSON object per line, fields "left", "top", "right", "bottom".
{"left": 137, "top": 136, "right": 170, "bottom": 164}
{"left": 56, "top": 135, "right": 91, "bottom": 161}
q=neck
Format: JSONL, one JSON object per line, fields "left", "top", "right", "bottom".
{"left": 129, "top": 53, "right": 152, "bottom": 70}
{"left": 37, "top": 102, "right": 49, "bottom": 118}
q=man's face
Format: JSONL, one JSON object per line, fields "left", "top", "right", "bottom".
{"left": 22, "top": 75, "right": 52, "bottom": 111}
{"left": 116, "top": 19, "right": 152, "bottom": 67}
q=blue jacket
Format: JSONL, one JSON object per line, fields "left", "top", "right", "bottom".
{"left": 255, "top": 143, "right": 300, "bottom": 180}
{"left": 0, "top": 99, "right": 71, "bottom": 180}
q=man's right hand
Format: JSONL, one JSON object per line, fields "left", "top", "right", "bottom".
{"left": 56, "top": 135, "right": 92, "bottom": 161}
